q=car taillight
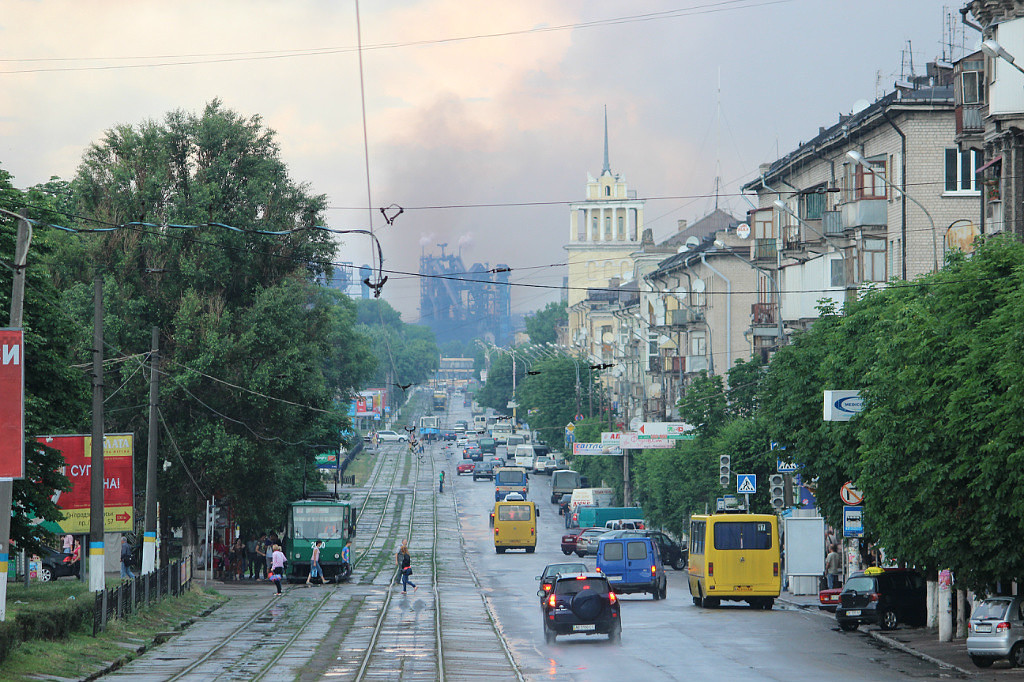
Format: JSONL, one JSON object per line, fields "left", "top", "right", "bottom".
{"left": 773, "top": 562, "right": 779, "bottom": 577}
{"left": 548, "top": 594, "right": 556, "bottom": 608}
{"left": 651, "top": 565, "right": 657, "bottom": 575}
{"left": 869, "top": 593, "right": 880, "bottom": 602}
{"left": 542, "top": 584, "right": 552, "bottom": 592}
{"left": 708, "top": 562, "right": 714, "bottom": 577}
{"left": 609, "top": 592, "right": 617, "bottom": 604}
{"left": 997, "top": 621, "right": 1011, "bottom": 632}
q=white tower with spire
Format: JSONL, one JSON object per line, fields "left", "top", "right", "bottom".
{"left": 565, "top": 108, "right": 646, "bottom": 308}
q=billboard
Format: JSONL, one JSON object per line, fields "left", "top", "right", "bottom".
{"left": 0, "top": 329, "right": 25, "bottom": 478}
{"left": 353, "top": 389, "right": 385, "bottom": 417}
{"left": 39, "top": 433, "right": 134, "bottom": 533}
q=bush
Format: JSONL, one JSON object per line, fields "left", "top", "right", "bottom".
{"left": 0, "top": 599, "right": 94, "bottom": 665}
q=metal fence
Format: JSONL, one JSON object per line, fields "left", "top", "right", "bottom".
{"left": 93, "top": 557, "right": 194, "bottom": 635}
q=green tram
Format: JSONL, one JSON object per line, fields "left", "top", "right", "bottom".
{"left": 284, "top": 492, "right": 356, "bottom": 582}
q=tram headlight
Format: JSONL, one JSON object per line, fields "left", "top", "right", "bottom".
{"left": 334, "top": 553, "right": 340, "bottom": 559}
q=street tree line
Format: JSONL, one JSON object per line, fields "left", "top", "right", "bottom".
{"left": 482, "top": 240, "right": 1024, "bottom": 592}
{"left": 0, "top": 101, "right": 439, "bottom": 552}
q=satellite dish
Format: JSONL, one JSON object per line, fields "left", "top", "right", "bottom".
{"left": 692, "top": 278, "right": 706, "bottom": 293}
{"left": 685, "top": 236, "right": 700, "bottom": 249}
{"left": 601, "top": 331, "right": 615, "bottom": 344}
{"left": 852, "top": 99, "right": 870, "bottom": 114}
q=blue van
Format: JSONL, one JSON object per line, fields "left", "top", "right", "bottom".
{"left": 596, "top": 536, "right": 667, "bottom": 599}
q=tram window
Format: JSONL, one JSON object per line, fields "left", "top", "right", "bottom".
{"left": 292, "top": 506, "right": 347, "bottom": 539}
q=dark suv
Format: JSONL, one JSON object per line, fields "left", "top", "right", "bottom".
{"left": 836, "top": 568, "right": 926, "bottom": 631}
{"left": 541, "top": 572, "right": 621, "bottom": 644}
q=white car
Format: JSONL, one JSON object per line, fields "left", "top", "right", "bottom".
{"left": 376, "top": 430, "right": 407, "bottom": 443}
{"left": 532, "top": 456, "right": 550, "bottom": 474}
{"left": 456, "top": 437, "right": 469, "bottom": 448}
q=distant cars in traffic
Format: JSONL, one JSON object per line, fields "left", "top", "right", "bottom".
{"left": 456, "top": 461, "right": 475, "bottom": 476}
{"left": 472, "top": 460, "right": 496, "bottom": 481}
{"left": 375, "top": 430, "right": 407, "bottom": 443}
{"left": 536, "top": 561, "right": 588, "bottom": 604}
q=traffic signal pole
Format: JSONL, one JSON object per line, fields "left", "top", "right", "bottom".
{"left": 88, "top": 277, "right": 105, "bottom": 592}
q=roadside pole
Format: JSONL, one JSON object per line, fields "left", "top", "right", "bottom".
{"left": 141, "top": 327, "right": 159, "bottom": 574}
{"left": 0, "top": 212, "right": 32, "bottom": 621}
{"left": 88, "top": 276, "right": 105, "bottom": 592}
{"left": 622, "top": 448, "right": 632, "bottom": 506}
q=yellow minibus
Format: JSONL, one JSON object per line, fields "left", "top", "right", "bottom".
{"left": 687, "top": 513, "right": 780, "bottom": 609}
{"left": 493, "top": 497, "right": 537, "bottom": 554}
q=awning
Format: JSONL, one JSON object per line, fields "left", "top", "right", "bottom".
{"left": 976, "top": 155, "right": 1002, "bottom": 174}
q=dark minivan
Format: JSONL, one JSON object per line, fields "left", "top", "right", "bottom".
{"left": 836, "top": 567, "right": 926, "bottom": 631}
{"left": 479, "top": 438, "right": 496, "bottom": 455}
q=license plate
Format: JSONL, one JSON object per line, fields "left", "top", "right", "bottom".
{"left": 572, "top": 624, "right": 596, "bottom": 632}
{"left": 976, "top": 624, "right": 992, "bottom": 633}
{"left": 846, "top": 610, "right": 861, "bottom": 617}
{"left": 607, "top": 575, "right": 622, "bottom": 581}
{"left": 735, "top": 585, "right": 752, "bottom": 591}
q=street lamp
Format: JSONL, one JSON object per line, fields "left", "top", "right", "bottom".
{"left": 980, "top": 39, "right": 1024, "bottom": 76}
{"left": 846, "top": 150, "right": 938, "bottom": 272}
{"left": 714, "top": 239, "right": 786, "bottom": 344}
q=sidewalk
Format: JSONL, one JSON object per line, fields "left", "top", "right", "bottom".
{"left": 777, "top": 591, "right": 1022, "bottom": 678}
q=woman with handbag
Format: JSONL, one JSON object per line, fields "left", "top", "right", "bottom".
{"left": 270, "top": 544, "right": 287, "bottom": 595}
{"left": 395, "top": 540, "right": 416, "bottom": 593}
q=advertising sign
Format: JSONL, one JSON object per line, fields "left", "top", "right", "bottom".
{"left": 618, "top": 433, "right": 674, "bottom": 449}
{"left": 353, "top": 389, "right": 385, "bottom": 417}
{"left": 39, "top": 433, "right": 134, "bottom": 533}
{"left": 573, "top": 443, "right": 622, "bottom": 456}
{"left": 0, "top": 329, "right": 25, "bottom": 478}
{"left": 637, "top": 422, "right": 694, "bottom": 439}
{"left": 823, "top": 390, "right": 864, "bottom": 421}
{"left": 600, "top": 432, "right": 621, "bottom": 447}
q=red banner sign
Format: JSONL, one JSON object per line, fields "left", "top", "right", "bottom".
{"left": 39, "top": 434, "right": 134, "bottom": 533}
{"left": 0, "top": 329, "right": 25, "bottom": 479}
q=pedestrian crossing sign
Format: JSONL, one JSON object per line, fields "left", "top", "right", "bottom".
{"left": 737, "top": 474, "right": 756, "bottom": 494}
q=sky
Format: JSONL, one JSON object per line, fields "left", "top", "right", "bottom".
{"left": 0, "top": 0, "right": 974, "bottom": 321}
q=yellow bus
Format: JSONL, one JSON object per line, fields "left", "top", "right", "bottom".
{"left": 687, "top": 513, "right": 781, "bottom": 609}
{"left": 493, "top": 498, "right": 537, "bottom": 554}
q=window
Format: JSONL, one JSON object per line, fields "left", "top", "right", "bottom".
{"left": 604, "top": 216, "right": 612, "bottom": 240}
{"left": 617, "top": 216, "right": 624, "bottom": 239}
{"left": 856, "top": 158, "right": 887, "bottom": 199}
{"left": 605, "top": 185, "right": 611, "bottom": 196}
{"left": 961, "top": 60, "right": 984, "bottom": 104}
{"left": 603, "top": 541, "right": 623, "bottom": 561}
{"left": 863, "top": 238, "right": 886, "bottom": 282}
{"left": 591, "top": 216, "right": 599, "bottom": 240}
{"left": 689, "top": 521, "right": 706, "bottom": 555}
{"left": 830, "top": 258, "right": 845, "bottom": 288}
{"left": 713, "top": 521, "right": 773, "bottom": 550}
{"left": 648, "top": 332, "right": 658, "bottom": 357}
{"left": 800, "top": 188, "right": 826, "bottom": 220}
{"left": 690, "top": 331, "right": 706, "bottom": 356}
{"left": 945, "top": 148, "right": 983, "bottom": 193}
{"left": 626, "top": 541, "right": 648, "bottom": 560}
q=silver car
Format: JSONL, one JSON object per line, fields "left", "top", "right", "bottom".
{"left": 967, "top": 596, "right": 1024, "bottom": 668}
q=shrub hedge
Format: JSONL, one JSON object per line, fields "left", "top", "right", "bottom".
{"left": 0, "top": 599, "right": 94, "bottom": 664}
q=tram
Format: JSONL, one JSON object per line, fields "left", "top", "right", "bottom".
{"left": 284, "top": 491, "right": 356, "bottom": 582}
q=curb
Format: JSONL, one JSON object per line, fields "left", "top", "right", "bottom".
{"left": 867, "top": 630, "right": 973, "bottom": 677}
{"left": 776, "top": 596, "right": 833, "bottom": 619}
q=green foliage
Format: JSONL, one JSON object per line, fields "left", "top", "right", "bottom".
{"left": 524, "top": 301, "right": 567, "bottom": 345}
{"left": 0, "top": 166, "right": 84, "bottom": 555}
{"left": 355, "top": 298, "right": 438, "bottom": 391}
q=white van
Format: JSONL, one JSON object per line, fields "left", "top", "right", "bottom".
{"left": 513, "top": 444, "right": 536, "bottom": 469}
{"left": 569, "top": 487, "right": 616, "bottom": 514}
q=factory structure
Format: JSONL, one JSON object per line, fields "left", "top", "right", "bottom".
{"left": 419, "top": 243, "right": 512, "bottom": 346}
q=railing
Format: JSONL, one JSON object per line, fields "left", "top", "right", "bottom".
{"left": 752, "top": 302, "right": 777, "bottom": 325}
{"left": 93, "top": 557, "right": 194, "bottom": 635}
{"left": 754, "top": 238, "right": 777, "bottom": 261}
{"left": 823, "top": 210, "right": 843, "bottom": 236}
{"left": 782, "top": 225, "right": 802, "bottom": 250}
{"left": 956, "top": 104, "right": 984, "bottom": 135}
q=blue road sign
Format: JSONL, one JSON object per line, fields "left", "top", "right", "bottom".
{"left": 737, "top": 474, "right": 757, "bottom": 494}
{"left": 843, "top": 506, "right": 864, "bottom": 538}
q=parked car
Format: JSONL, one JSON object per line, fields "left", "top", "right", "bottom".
{"left": 536, "top": 561, "right": 588, "bottom": 604}
{"left": 818, "top": 587, "right": 842, "bottom": 612}
{"left": 967, "top": 596, "right": 1024, "bottom": 668}
{"left": 560, "top": 527, "right": 599, "bottom": 556}
{"left": 596, "top": 535, "right": 667, "bottom": 599}
{"left": 540, "top": 572, "right": 621, "bottom": 644}
{"left": 456, "top": 461, "right": 475, "bottom": 476}
{"left": 37, "top": 545, "right": 80, "bottom": 582}
{"left": 376, "top": 430, "right": 407, "bottom": 443}
{"left": 472, "top": 460, "right": 496, "bottom": 481}
{"left": 835, "top": 567, "right": 926, "bottom": 631}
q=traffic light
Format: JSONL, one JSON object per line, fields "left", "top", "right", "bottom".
{"left": 719, "top": 455, "right": 731, "bottom": 488}
{"left": 769, "top": 474, "right": 785, "bottom": 510}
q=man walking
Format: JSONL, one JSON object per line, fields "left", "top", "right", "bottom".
{"left": 439, "top": 469, "right": 445, "bottom": 493}
{"left": 825, "top": 544, "right": 843, "bottom": 589}
{"left": 120, "top": 536, "right": 135, "bottom": 580}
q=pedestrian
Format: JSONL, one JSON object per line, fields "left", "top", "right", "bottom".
{"left": 246, "top": 535, "right": 259, "bottom": 579}
{"left": 307, "top": 541, "right": 326, "bottom": 585}
{"left": 825, "top": 543, "right": 843, "bottom": 589}
{"left": 396, "top": 540, "right": 416, "bottom": 593}
{"left": 254, "top": 535, "right": 267, "bottom": 579}
{"left": 264, "top": 534, "right": 275, "bottom": 579}
{"left": 270, "top": 544, "right": 287, "bottom": 595}
{"left": 62, "top": 533, "right": 73, "bottom": 557}
{"left": 438, "top": 469, "right": 445, "bottom": 493}
{"left": 341, "top": 540, "right": 352, "bottom": 571}
{"left": 232, "top": 538, "right": 246, "bottom": 580}
{"left": 120, "top": 536, "right": 135, "bottom": 580}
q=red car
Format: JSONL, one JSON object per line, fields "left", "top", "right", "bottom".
{"left": 560, "top": 527, "right": 602, "bottom": 556}
{"left": 456, "top": 462, "right": 475, "bottom": 476}
{"left": 819, "top": 587, "right": 842, "bottom": 612}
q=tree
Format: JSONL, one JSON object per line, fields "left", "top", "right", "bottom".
{"left": 524, "top": 301, "right": 567, "bottom": 345}
{"left": 54, "top": 101, "right": 374, "bottom": 548}
{"left": 0, "top": 167, "right": 89, "bottom": 554}
{"left": 355, "top": 298, "right": 439, "bottom": 394}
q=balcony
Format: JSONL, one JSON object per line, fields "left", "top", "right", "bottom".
{"left": 751, "top": 302, "right": 776, "bottom": 325}
{"left": 823, "top": 210, "right": 843, "bottom": 236}
{"left": 648, "top": 356, "right": 663, "bottom": 373}
{"left": 782, "top": 224, "right": 801, "bottom": 250}
{"left": 685, "top": 355, "right": 709, "bottom": 373}
{"left": 841, "top": 199, "right": 887, "bottom": 229}
{"left": 668, "top": 308, "right": 704, "bottom": 326}
{"left": 955, "top": 104, "right": 984, "bottom": 136}
{"left": 754, "top": 238, "right": 777, "bottom": 262}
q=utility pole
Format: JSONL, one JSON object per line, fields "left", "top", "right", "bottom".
{"left": 0, "top": 212, "right": 32, "bottom": 621}
{"left": 89, "top": 277, "right": 105, "bottom": 592}
{"left": 142, "top": 327, "right": 159, "bottom": 574}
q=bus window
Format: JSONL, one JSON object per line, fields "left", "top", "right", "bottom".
{"left": 713, "top": 521, "right": 773, "bottom": 550}
{"left": 690, "top": 520, "right": 706, "bottom": 555}
{"left": 497, "top": 504, "right": 531, "bottom": 521}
